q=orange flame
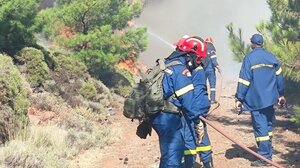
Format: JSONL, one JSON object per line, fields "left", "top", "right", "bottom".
{"left": 59, "top": 27, "right": 75, "bottom": 39}
{"left": 117, "top": 58, "right": 147, "bottom": 75}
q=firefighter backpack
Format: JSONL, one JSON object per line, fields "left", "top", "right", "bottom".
{"left": 123, "top": 59, "right": 181, "bottom": 120}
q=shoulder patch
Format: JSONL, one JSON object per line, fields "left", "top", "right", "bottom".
{"left": 182, "top": 68, "right": 191, "bottom": 77}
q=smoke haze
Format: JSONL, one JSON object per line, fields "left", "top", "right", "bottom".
{"left": 135, "top": 0, "right": 271, "bottom": 81}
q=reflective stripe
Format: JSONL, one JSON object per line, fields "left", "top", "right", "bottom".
{"left": 195, "top": 66, "right": 203, "bottom": 71}
{"left": 184, "top": 149, "right": 197, "bottom": 155}
{"left": 196, "top": 145, "right": 212, "bottom": 152}
{"left": 164, "top": 68, "right": 173, "bottom": 74}
{"left": 276, "top": 67, "right": 282, "bottom": 75}
{"left": 187, "top": 38, "right": 205, "bottom": 51}
{"left": 238, "top": 78, "right": 250, "bottom": 86}
{"left": 256, "top": 136, "right": 270, "bottom": 142}
{"left": 175, "top": 84, "right": 194, "bottom": 97}
{"left": 210, "top": 88, "right": 216, "bottom": 91}
{"left": 211, "top": 55, "right": 217, "bottom": 59}
{"left": 250, "top": 63, "right": 273, "bottom": 70}
{"left": 268, "top": 132, "right": 273, "bottom": 136}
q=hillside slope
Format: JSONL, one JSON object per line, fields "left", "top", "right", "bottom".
{"left": 97, "top": 81, "right": 300, "bottom": 168}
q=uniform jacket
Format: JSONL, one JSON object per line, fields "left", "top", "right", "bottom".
{"left": 191, "top": 66, "right": 210, "bottom": 116}
{"left": 204, "top": 43, "right": 218, "bottom": 72}
{"left": 235, "top": 48, "right": 285, "bottom": 111}
{"left": 163, "top": 51, "right": 201, "bottom": 124}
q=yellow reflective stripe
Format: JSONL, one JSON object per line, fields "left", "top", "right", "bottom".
{"left": 238, "top": 78, "right": 250, "bottom": 86}
{"left": 184, "top": 149, "right": 197, "bottom": 155}
{"left": 164, "top": 68, "right": 173, "bottom": 74}
{"left": 276, "top": 67, "right": 282, "bottom": 75}
{"left": 210, "top": 88, "right": 216, "bottom": 91}
{"left": 195, "top": 66, "right": 203, "bottom": 71}
{"left": 196, "top": 145, "right": 212, "bottom": 152}
{"left": 250, "top": 64, "right": 273, "bottom": 70}
{"left": 268, "top": 132, "right": 273, "bottom": 136}
{"left": 256, "top": 136, "right": 270, "bottom": 142}
{"left": 175, "top": 84, "right": 194, "bottom": 97}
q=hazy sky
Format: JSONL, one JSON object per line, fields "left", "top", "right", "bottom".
{"left": 135, "top": 0, "right": 271, "bottom": 81}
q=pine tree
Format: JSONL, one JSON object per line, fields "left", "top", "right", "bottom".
{"left": 36, "top": 0, "right": 147, "bottom": 72}
{"left": 227, "top": 0, "right": 300, "bottom": 82}
{"left": 0, "top": 0, "right": 40, "bottom": 55}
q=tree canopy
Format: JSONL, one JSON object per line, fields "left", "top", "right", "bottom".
{"left": 36, "top": 0, "right": 147, "bottom": 78}
{"left": 0, "top": 0, "right": 40, "bottom": 55}
{"left": 227, "top": 0, "right": 300, "bottom": 82}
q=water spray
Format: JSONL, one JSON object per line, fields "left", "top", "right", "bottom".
{"left": 147, "top": 31, "right": 175, "bottom": 50}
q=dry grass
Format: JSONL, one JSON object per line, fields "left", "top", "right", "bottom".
{"left": 0, "top": 123, "right": 116, "bottom": 168}
{"left": 0, "top": 91, "right": 117, "bottom": 168}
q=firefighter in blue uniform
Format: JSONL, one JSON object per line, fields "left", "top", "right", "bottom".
{"left": 203, "top": 37, "right": 221, "bottom": 104}
{"left": 150, "top": 35, "right": 208, "bottom": 168}
{"left": 235, "top": 34, "right": 286, "bottom": 167}
{"left": 192, "top": 65, "right": 213, "bottom": 168}
{"left": 174, "top": 36, "right": 213, "bottom": 168}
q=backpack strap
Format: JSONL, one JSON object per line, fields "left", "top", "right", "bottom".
{"left": 165, "top": 60, "right": 183, "bottom": 69}
{"left": 158, "top": 59, "right": 184, "bottom": 114}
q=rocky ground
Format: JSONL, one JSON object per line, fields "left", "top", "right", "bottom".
{"left": 96, "top": 81, "right": 300, "bottom": 168}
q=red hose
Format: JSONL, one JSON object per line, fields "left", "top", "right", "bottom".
{"left": 200, "top": 116, "right": 285, "bottom": 168}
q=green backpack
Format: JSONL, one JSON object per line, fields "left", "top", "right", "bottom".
{"left": 123, "top": 59, "right": 181, "bottom": 120}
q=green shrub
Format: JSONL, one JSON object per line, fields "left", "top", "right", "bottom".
{"left": 15, "top": 47, "right": 50, "bottom": 88}
{"left": 79, "top": 82, "right": 97, "bottom": 101}
{"left": 100, "top": 68, "right": 134, "bottom": 97}
{"left": 114, "top": 85, "right": 132, "bottom": 97}
{"left": 291, "top": 106, "right": 300, "bottom": 127}
{"left": 30, "top": 92, "right": 69, "bottom": 113}
{"left": 0, "top": 54, "right": 29, "bottom": 144}
{"left": 52, "top": 53, "right": 87, "bottom": 80}
{"left": 115, "top": 67, "right": 135, "bottom": 86}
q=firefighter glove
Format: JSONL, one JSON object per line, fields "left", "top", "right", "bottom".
{"left": 278, "top": 96, "right": 286, "bottom": 107}
{"left": 136, "top": 119, "right": 152, "bottom": 139}
{"left": 216, "top": 65, "right": 222, "bottom": 73}
{"left": 195, "top": 120, "right": 204, "bottom": 144}
{"left": 235, "top": 99, "right": 243, "bottom": 115}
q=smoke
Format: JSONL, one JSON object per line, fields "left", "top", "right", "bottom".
{"left": 135, "top": 0, "right": 271, "bottom": 81}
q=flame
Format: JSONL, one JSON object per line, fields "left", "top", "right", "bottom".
{"left": 59, "top": 27, "right": 75, "bottom": 38}
{"left": 117, "top": 58, "right": 147, "bottom": 75}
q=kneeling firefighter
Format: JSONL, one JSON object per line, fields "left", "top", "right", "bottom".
{"left": 174, "top": 36, "right": 213, "bottom": 168}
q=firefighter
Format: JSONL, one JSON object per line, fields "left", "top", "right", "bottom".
{"left": 203, "top": 37, "right": 221, "bottom": 104}
{"left": 235, "top": 34, "right": 286, "bottom": 167}
{"left": 150, "top": 35, "right": 208, "bottom": 168}
{"left": 175, "top": 36, "right": 213, "bottom": 168}
{"left": 192, "top": 60, "right": 213, "bottom": 168}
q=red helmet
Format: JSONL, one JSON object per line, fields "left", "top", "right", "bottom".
{"left": 174, "top": 35, "right": 207, "bottom": 59}
{"left": 205, "top": 37, "right": 213, "bottom": 43}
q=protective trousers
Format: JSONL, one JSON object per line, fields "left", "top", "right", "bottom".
{"left": 204, "top": 70, "right": 216, "bottom": 102}
{"left": 251, "top": 106, "right": 275, "bottom": 160}
{"left": 151, "top": 112, "right": 184, "bottom": 168}
{"left": 182, "top": 116, "right": 212, "bottom": 168}
{"left": 196, "top": 124, "right": 212, "bottom": 164}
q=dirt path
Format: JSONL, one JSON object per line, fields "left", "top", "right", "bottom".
{"left": 97, "top": 81, "right": 300, "bottom": 168}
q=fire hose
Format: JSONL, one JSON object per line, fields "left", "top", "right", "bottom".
{"left": 200, "top": 116, "right": 285, "bottom": 168}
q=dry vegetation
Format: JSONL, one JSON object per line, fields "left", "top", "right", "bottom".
{"left": 0, "top": 49, "right": 123, "bottom": 168}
